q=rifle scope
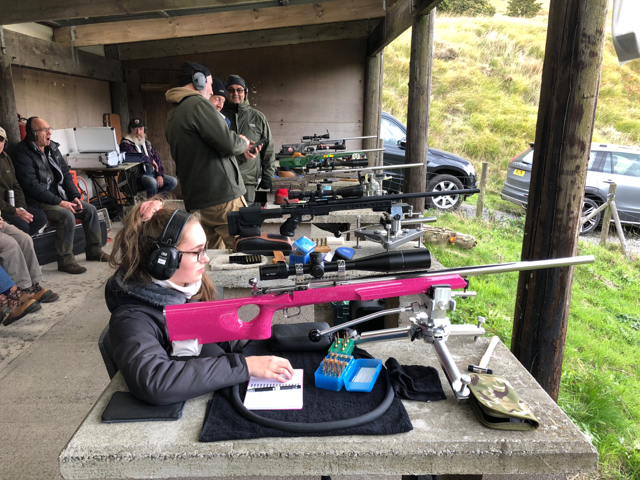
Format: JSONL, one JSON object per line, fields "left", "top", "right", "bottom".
{"left": 259, "top": 249, "right": 432, "bottom": 281}
{"left": 307, "top": 158, "right": 369, "bottom": 170}
{"left": 288, "top": 185, "right": 364, "bottom": 201}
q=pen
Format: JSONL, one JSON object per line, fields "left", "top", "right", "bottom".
{"left": 247, "top": 384, "right": 301, "bottom": 392}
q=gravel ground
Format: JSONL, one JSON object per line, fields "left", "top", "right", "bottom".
{"left": 458, "top": 204, "right": 640, "bottom": 258}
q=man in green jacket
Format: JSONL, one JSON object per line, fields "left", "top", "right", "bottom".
{"left": 165, "top": 62, "right": 259, "bottom": 249}
{"left": 0, "top": 127, "right": 47, "bottom": 235}
{"left": 222, "top": 75, "right": 275, "bottom": 205}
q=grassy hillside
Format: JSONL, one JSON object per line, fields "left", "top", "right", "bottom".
{"left": 381, "top": 5, "right": 640, "bottom": 478}
{"left": 382, "top": 8, "right": 640, "bottom": 209}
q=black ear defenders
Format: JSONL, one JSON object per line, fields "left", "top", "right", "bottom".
{"left": 146, "top": 209, "right": 193, "bottom": 280}
{"left": 26, "top": 117, "right": 39, "bottom": 141}
{"left": 193, "top": 71, "right": 207, "bottom": 91}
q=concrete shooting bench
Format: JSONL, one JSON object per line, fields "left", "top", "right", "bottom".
{"left": 59, "top": 335, "right": 597, "bottom": 479}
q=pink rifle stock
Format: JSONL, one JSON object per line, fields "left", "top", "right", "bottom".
{"left": 165, "top": 274, "right": 468, "bottom": 344}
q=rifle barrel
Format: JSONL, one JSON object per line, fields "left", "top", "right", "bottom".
{"left": 336, "top": 255, "right": 596, "bottom": 286}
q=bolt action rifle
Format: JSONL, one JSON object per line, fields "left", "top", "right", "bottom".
{"left": 227, "top": 185, "right": 480, "bottom": 238}
{"left": 164, "top": 252, "right": 595, "bottom": 403}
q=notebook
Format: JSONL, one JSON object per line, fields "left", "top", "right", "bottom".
{"left": 243, "top": 369, "right": 304, "bottom": 410}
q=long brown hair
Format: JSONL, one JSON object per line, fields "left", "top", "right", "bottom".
{"left": 110, "top": 197, "right": 216, "bottom": 301}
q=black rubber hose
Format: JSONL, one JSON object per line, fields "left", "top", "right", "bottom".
{"left": 230, "top": 370, "right": 395, "bottom": 433}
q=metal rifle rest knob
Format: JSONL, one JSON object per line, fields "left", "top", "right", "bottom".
{"left": 459, "top": 374, "right": 471, "bottom": 394}
{"left": 248, "top": 277, "right": 258, "bottom": 293}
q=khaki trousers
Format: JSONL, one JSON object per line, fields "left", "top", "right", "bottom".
{"left": 0, "top": 222, "right": 43, "bottom": 289}
{"left": 195, "top": 197, "right": 247, "bottom": 250}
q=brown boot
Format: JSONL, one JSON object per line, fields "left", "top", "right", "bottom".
{"left": 19, "top": 283, "right": 59, "bottom": 304}
{"left": 58, "top": 263, "right": 87, "bottom": 274}
{"left": 0, "top": 306, "right": 11, "bottom": 324}
{"left": 86, "top": 251, "right": 110, "bottom": 262}
{"left": 1, "top": 293, "right": 41, "bottom": 326}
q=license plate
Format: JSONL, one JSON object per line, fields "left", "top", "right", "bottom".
{"left": 513, "top": 169, "right": 525, "bottom": 177}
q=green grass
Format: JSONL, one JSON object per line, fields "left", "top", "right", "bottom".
{"left": 423, "top": 211, "right": 640, "bottom": 479}
{"left": 383, "top": 11, "right": 640, "bottom": 199}
{"left": 382, "top": 6, "right": 640, "bottom": 476}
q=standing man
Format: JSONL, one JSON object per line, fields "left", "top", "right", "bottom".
{"left": 11, "top": 117, "right": 110, "bottom": 274}
{"left": 165, "top": 62, "right": 260, "bottom": 249}
{"left": 120, "top": 118, "right": 178, "bottom": 199}
{"left": 222, "top": 75, "right": 275, "bottom": 205}
{"left": 0, "top": 127, "right": 47, "bottom": 235}
{"left": 209, "top": 78, "right": 232, "bottom": 128}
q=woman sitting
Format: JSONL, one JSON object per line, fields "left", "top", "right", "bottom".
{"left": 106, "top": 198, "right": 293, "bottom": 405}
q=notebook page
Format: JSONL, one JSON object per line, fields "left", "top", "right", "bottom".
{"left": 243, "top": 369, "right": 303, "bottom": 410}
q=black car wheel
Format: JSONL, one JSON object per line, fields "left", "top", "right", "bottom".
{"left": 426, "top": 174, "right": 464, "bottom": 211}
{"left": 580, "top": 197, "right": 601, "bottom": 235}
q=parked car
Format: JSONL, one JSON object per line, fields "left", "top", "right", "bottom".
{"left": 501, "top": 143, "right": 640, "bottom": 234}
{"left": 380, "top": 111, "right": 478, "bottom": 211}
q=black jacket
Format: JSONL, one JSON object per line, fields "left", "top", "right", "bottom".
{"left": 105, "top": 271, "right": 250, "bottom": 405}
{"left": 11, "top": 139, "right": 80, "bottom": 207}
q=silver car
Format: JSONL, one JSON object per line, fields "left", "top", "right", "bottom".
{"left": 501, "top": 143, "right": 640, "bottom": 234}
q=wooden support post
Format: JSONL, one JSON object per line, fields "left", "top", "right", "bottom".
{"left": 364, "top": 52, "right": 383, "bottom": 167}
{"left": 610, "top": 197, "right": 631, "bottom": 261}
{"left": 403, "top": 10, "right": 435, "bottom": 214}
{"left": 104, "top": 45, "right": 130, "bottom": 135}
{"left": 0, "top": 34, "right": 21, "bottom": 147}
{"left": 109, "top": 82, "right": 130, "bottom": 137}
{"left": 510, "top": 0, "right": 609, "bottom": 401}
{"left": 475, "top": 162, "right": 488, "bottom": 218}
{"left": 599, "top": 183, "right": 615, "bottom": 246}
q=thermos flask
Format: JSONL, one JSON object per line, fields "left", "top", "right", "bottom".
{"left": 8, "top": 190, "right": 14, "bottom": 207}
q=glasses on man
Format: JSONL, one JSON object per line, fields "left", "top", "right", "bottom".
{"left": 178, "top": 243, "right": 209, "bottom": 262}
{"left": 35, "top": 127, "right": 53, "bottom": 133}
{"left": 227, "top": 87, "right": 245, "bottom": 94}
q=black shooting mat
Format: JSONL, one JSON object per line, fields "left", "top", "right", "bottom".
{"left": 199, "top": 344, "right": 414, "bottom": 441}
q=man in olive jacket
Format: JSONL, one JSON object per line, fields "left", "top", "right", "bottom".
{"left": 165, "top": 62, "right": 258, "bottom": 249}
{"left": 222, "top": 75, "right": 275, "bottom": 205}
{"left": 0, "top": 127, "right": 47, "bottom": 235}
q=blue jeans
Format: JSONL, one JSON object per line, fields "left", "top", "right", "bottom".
{"left": 0, "top": 265, "right": 15, "bottom": 295}
{"left": 139, "top": 174, "right": 177, "bottom": 198}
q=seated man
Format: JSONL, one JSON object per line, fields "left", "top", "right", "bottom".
{"left": 0, "top": 215, "right": 58, "bottom": 325}
{"left": 120, "top": 118, "right": 177, "bottom": 199}
{"left": 11, "top": 117, "right": 110, "bottom": 275}
{"left": 0, "top": 126, "right": 47, "bottom": 235}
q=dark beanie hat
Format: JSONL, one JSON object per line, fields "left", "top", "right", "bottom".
{"left": 224, "top": 75, "right": 247, "bottom": 91}
{"left": 211, "top": 78, "right": 226, "bottom": 97}
{"left": 178, "top": 61, "right": 211, "bottom": 87}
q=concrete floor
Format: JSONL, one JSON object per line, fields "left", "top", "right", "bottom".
{"left": 0, "top": 222, "right": 570, "bottom": 480}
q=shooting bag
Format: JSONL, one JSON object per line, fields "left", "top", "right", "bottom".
{"left": 467, "top": 373, "right": 539, "bottom": 431}
{"left": 234, "top": 233, "right": 293, "bottom": 255}
{"left": 268, "top": 322, "right": 332, "bottom": 352}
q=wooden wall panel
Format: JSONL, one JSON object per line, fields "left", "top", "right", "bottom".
{"left": 123, "top": 38, "right": 368, "bottom": 162}
{"left": 12, "top": 66, "right": 112, "bottom": 129}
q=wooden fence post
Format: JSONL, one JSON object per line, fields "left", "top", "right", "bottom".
{"left": 476, "top": 162, "right": 488, "bottom": 218}
{"left": 599, "top": 183, "right": 615, "bottom": 246}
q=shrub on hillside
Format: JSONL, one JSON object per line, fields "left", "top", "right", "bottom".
{"left": 439, "top": 0, "right": 496, "bottom": 17}
{"left": 506, "top": 0, "right": 542, "bottom": 18}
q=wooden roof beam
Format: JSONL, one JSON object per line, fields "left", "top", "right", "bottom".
{"left": 3, "top": 29, "right": 123, "bottom": 82}
{"left": 119, "top": 20, "right": 374, "bottom": 60}
{"left": 1, "top": 0, "right": 273, "bottom": 26}
{"left": 368, "top": 0, "right": 442, "bottom": 56}
{"left": 53, "top": 0, "right": 386, "bottom": 47}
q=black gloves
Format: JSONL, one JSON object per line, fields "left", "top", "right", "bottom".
{"left": 258, "top": 178, "right": 271, "bottom": 191}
